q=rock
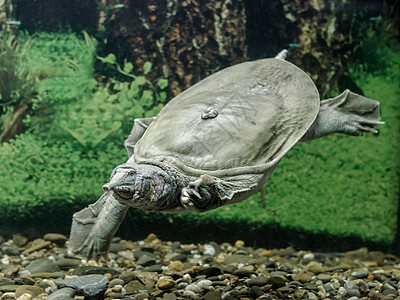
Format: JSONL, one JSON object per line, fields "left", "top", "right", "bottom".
{"left": 43, "top": 233, "right": 68, "bottom": 244}
{"left": 163, "top": 292, "right": 177, "bottom": 300}
{"left": 294, "top": 288, "right": 307, "bottom": 298}
{"left": 0, "top": 285, "right": 19, "bottom": 292}
{"left": 267, "top": 276, "right": 286, "bottom": 289}
{"left": 135, "top": 292, "right": 150, "bottom": 300}
{"left": 15, "top": 285, "right": 44, "bottom": 298}
{"left": 199, "top": 266, "right": 223, "bottom": 277}
{"left": 2, "top": 243, "right": 20, "bottom": 256}
{"left": 144, "top": 233, "right": 158, "bottom": 243}
{"left": 316, "top": 273, "right": 332, "bottom": 283}
{"left": 12, "top": 234, "right": 28, "bottom": 247}
{"left": 382, "top": 288, "right": 399, "bottom": 296}
{"left": 0, "top": 278, "right": 14, "bottom": 286}
{"left": 118, "top": 270, "right": 138, "bottom": 283}
{"left": 55, "top": 258, "right": 81, "bottom": 269}
{"left": 224, "top": 254, "right": 253, "bottom": 265}
{"left": 136, "top": 254, "right": 156, "bottom": 267}
{"left": 22, "top": 240, "right": 52, "bottom": 254}
{"left": 346, "top": 288, "right": 362, "bottom": 298}
{"left": 109, "top": 278, "right": 125, "bottom": 288}
{"left": 109, "top": 242, "right": 126, "bottom": 253}
{"left": 144, "top": 264, "right": 163, "bottom": 273}
{"left": 250, "top": 285, "right": 263, "bottom": 297}
{"left": 124, "top": 280, "right": 145, "bottom": 294}
{"left": 17, "top": 293, "right": 32, "bottom": 300}
{"left": 367, "top": 251, "right": 385, "bottom": 265}
{"left": 25, "top": 259, "right": 61, "bottom": 274}
{"left": 134, "top": 250, "right": 155, "bottom": 260}
{"left": 306, "top": 261, "right": 324, "bottom": 274}
{"left": 168, "top": 260, "right": 184, "bottom": 272}
{"left": 345, "top": 248, "right": 368, "bottom": 260}
{"left": 30, "top": 272, "right": 64, "bottom": 279}
{"left": 235, "top": 240, "right": 245, "bottom": 247}
{"left": 156, "top": 276, "right": 176, "bottom": 290}
{"left": 169, "top": 253, "right": 187, "bottom": 262}
{"left": 294, "top": 273, "right": 312, "bottom": 283}
{"left": 203, "top": 244, "right": 216, "bottom": 256}
{"left": 46, "top": 287, "right": 75, "bottom": 300}
{"left": 234, "top": 265, "right": 255, "bottom": 277}
{"left": 0, "top": 292, "right": 16, "bottom": 299}
{"left": 57, "top": 274, "right": 109, "bottom": 299}
{"left": 248, "top": 275, "right": 269, "bottom": 286}
{"left": 302, "top": 252, "right": 315, "bottom": 261}
{"left": 197, "top": 279, "right": 213, "bottom": 290}
{"left": 72, "top": 266, "right": 120, "bottom": 276}
{"left": 352, "top": 269, "right": 369, "bottom": 278}
{"left": 204, "top": 291, "right": 223, "bottom": 300}
{"left": 185, "top": 283, "right": 202, "bottom": 293}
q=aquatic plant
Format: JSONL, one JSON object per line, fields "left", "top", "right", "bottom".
{"left": 0, "top": 31, "right": 37, "bottom": 142}
{"left": 347, "top": 17, "right": 398, "bottom": 75}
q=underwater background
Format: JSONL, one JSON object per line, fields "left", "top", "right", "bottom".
{"left": 0, "top": 0, "right": 399, "bottom": 252}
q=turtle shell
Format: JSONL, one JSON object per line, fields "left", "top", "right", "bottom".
{"left": 134, "top": 58, "right": 319, "bottom": 177}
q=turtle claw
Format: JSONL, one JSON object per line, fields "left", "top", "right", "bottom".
{"left": 180, "top": 175, "right": 219, "bottom": 212}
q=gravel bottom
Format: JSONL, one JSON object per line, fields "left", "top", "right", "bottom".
{"left": 0, "top": 233, "right": 399, "bottom": 300}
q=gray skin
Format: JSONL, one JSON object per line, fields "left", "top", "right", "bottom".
{"left": 68, "top": 50, "right": 383, "bottom": 259}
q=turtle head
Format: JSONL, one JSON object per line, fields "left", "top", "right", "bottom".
{"left": 102, "top": 163, "right": 177, "bottom": 211}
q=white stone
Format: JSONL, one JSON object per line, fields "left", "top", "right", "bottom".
{"left": 203, "top": 244, "right": 216, "bottom": 256}
{"left": 303, "top": 253, "right": 315, "bottom": 260}
{"left": 197, "top": 279, "right": 213, "bottom": 290}
{"left": 183, "top": 290, "right": 197, "bottom": 299}
{"left": 185, "top": 283, "right": 202, "bottom": 293}
{"left": 0, "top": 292, "right": 16, "bottom": 300}
{"left": 182, "top": 273, "right": 192, "bottom": 283}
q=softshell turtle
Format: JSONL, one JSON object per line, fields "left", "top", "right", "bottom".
{"left": 69, "top": 50, "right": 383, "bottom": 258}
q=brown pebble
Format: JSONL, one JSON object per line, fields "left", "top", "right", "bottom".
{"left": 235, "top": 240, "right": 245, "bottom": 247}
{"left": 19, "top": 275, "right": 35, "bottom": 285}
{"left": 260, "top": 250, "right": 273, "bottom": 257}
{"left": 156, "top": 276, "right": 176, "bottom": 290}
{"left": 22, "top": 241, "right": 51, "bottom": 254}
{"left": 294, "top": 272, "right": 312, "bottom": 283}
{"left": 168, "top": 260, "right": 184, "bottom": 272}
{"left": 30, "top": 272, "right": 61, "bottom": 279}
{"left": 306, "top": 261, "right": 325, "bottom": 274}
{"left": 43, "top": 233, "right": 68, "bottom": 244}
{"left": 15, "top": 285, "right": 44, "bottom": 298}
{"left": 234, "top": 265, "right": 255, "bottom": 277}
{"left": 144, "top": 233, "right": 157, "bottom": 243}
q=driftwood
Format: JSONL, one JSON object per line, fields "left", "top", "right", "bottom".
{"left": 100, "top": 0, "right": 247, "bottom": 96}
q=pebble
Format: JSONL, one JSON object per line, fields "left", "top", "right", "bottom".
{"left": 57, "top": 274, "right": 109, "bottom": 299}
{"left": 0, "top": 234, "right": 398, "bottom": 300}
{"left": 156, "top": 276, "right": 176, "bottom": 290}
{"left": 306, "top": 261, "right": 325, "bottom": 273}
{"left": 43, "top": 233, "right": 68, "bottom": 244}
{"left": 45, "top": 287, "right": 75, "bottom": 300}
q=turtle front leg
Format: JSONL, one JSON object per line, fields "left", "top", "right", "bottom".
{"left": 68, "top": 192, "right": 129, "bottom": 259}
{"left": 301, "top": 89, "right": 384, "bottom": 142}
{"left": 180, "top": 175, "right": 222, "bottom": 212}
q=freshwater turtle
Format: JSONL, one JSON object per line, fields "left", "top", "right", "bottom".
{"left": 69, "top": 50, "right": 382, "bottom": 258}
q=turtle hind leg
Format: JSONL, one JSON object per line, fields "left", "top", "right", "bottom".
{"left": 301, "top": 89, "right": 384, "bottom": 142}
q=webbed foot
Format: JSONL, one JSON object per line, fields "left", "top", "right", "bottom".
{"left": 180, "top": 175, "right": 219, "bottom": 212}
{"left": 302, "top": 89, "right": 383, "bottom": 141}
{"left": 68, "top": 192, "right": 129, "bottom": 259}
{"left": 330, "top": 89, "right": 383, "bottom": 136}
